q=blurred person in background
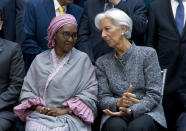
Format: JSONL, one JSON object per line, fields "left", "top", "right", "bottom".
{"left": 147, "top": 0, "right": 186, "bottom": 130}
{"left": 0, "top": 0, "right": 28, "bottom": 43}
{"left": 0, "top": 8, "right": 25, "bottom": 131}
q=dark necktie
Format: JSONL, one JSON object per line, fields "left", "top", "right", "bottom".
{"left": 175, "top": 0, "right": 184, "bottom": 35}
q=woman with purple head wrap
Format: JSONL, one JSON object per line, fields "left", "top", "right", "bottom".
{"left": 14, "top": 14, "right": 98, "bottom": 131}
{"left": 46, "top": 14, "right": 77, "bottom": 49}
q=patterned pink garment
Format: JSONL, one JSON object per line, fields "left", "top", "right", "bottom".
{"left": 62, "top": 97, "right": 94, "bottom": 124}
{"left": 14, "top": 97, "right": 94, "bottom": 124}
{"left": 14, "top": 97, "right": 46, "bottom": 121}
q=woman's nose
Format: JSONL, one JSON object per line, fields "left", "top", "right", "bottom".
{"left": 102, "top": 30, "right": 107, "bottom": 38}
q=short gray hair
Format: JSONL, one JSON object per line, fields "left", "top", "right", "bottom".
{"left": 95, "top": 8, "right": 133, "bottom": 39}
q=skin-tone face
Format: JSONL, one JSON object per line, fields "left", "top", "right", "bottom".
{"left": 100, "top": 17, "right": 125, "bottom": 49}
{"left": 57, "top": 0, "right": 74, "bottom": 6}
{"left": 54, "top": 24, "right": 77, "bottom": 58}
{"left": 100, "top": 17, "right": 131, "bottom": 59}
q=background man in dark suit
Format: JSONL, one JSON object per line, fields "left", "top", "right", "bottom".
{"left": 0, "top": 0, "right": 16, "bottom": 41}
{"left": 0, "top": 9, "right": 25, "bottom": 131}
{"left": 0, "top": 0, "right": 27, "bottom": 43}
{"left": 145, "top": 0, "right": 154, "bottom": 10}
{"left": 147, "top": 0, "right": 186, "bottom": 130}
{"left": 21, "top": 0, "right": 83, "bottom": 71}
{"left": 76, "top": 0, "right": 147, "bottom": 62}
{"left": 176, "top": 45, "right": 186, "bottom": 131}
{"left": 74, "top": 0, "right": 87, "bottom": 7}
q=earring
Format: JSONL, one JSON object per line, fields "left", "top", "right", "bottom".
{"left": 121, "top": 32, "right": 124, "bottom": 35}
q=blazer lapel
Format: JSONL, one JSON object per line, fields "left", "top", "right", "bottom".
{"left": 181, "top": 22, "right": 186, "bottom": 38}
{"left": 44, "top": 0, "right": 56, "bottom": 20}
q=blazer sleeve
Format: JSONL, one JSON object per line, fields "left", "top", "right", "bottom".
{"left": 21, "top": 1, "right": 42, "bottom": 55}
{"left": 15, "top": 0, "right": 28, "bottom": 44}
{"left": 146, "top": 3, "right": 157, "bottom": 48}
{"left": 0, "top": 44, "right": 25, "bottom": 110}
{"left": 129, "top": 49, "right": 162, "bottom": 118}
{"left": 96, "top": 59, "right": 119, "bottom": 112}
{"left": 115, "top": 0, "right": 147, "bottom": 35}
{"left": 76, "top": 1, "right": 95, "bottom": 62}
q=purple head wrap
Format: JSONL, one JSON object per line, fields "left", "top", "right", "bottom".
{"left": 46, "top": 14, "right": 77, "bottom": 48}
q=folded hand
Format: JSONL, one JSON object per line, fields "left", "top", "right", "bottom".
{"left": 103, "top": 107, "right": 132, "bottom": 117}
{"left": 35, "top": 106, "right": 70, "bottom": 117}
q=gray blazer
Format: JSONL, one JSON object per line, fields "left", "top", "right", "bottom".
{"left": 0, "top": 38, "right": 25, "bottom": 121}
{"left": 96, "top": 43, "right": 167, "bottom": 128}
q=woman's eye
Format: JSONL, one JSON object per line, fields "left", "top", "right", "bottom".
{"left": 105, "top": 27, "right": 110, "bottom": 31}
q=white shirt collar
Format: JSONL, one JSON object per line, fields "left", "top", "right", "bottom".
{"left": 54, "top": 0, "right": 60, "bottom": 10}
{"left": 53, "top": 0, "right": 67, "bottom": 13}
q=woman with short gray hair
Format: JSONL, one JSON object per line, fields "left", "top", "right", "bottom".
{"left": 95, "top": 8, "right": 167, "bottom": 131}
{"left": 95, "top": 8, "right": 132, "bottom": 40}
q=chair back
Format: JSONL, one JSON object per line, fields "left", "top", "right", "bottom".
{"left": 160, "top": 69, "right": 167, "bottom": 103}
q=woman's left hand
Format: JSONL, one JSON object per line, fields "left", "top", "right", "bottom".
{"left": 103, "top": 109, "right": 124, "bottom": 116}
{"left": 45, "top": 107, "right": 70, "bottom": 117}
{"left": 119, "top": 107, "right": 132, "bottom": 117}
{"left": 103, "top": 107, "right": 132, "bottom": 117}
